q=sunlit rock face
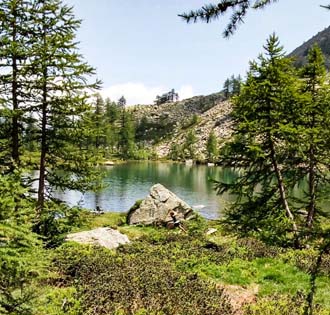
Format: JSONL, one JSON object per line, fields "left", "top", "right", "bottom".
{"left": 127, "top": 183, "right": 194, "bottom": 226}
{"left": 66, "top": 227, "right": 130, "bottom": 249}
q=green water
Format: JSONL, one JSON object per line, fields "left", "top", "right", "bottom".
{"left": 54, "top": 161, "right": 237, "bottom": 219}
{"left": 53, "top": 161, "right": 329, "bottom": 219}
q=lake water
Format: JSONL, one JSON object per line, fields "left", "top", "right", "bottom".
{"left": 53, "top": 161, "right": 238, "bottom": 219}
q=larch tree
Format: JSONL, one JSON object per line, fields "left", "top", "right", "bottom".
{"left": 184, "top": 130, "right": 197, "bottom": 159}
{"left": 118, "top": 110, "right": 136, "bottom": 158}
{"left": 0, "top": 170, "right": 41, "bottom": 314}
{"left": 206, "top": 131, "right": 218, "bottom": 162}
{"left": 92, "top": 93, "right": 106, "bottom": 150}
{"left": 28, "top": 0, "right": 101, "bottom": 212}
{"left": 179, "top": 0, "right": 278, "bottom": 37}
{"left": 299, "top": 45, "right": 330, "bottom": 229}
{"left": 216, "top": 34, "right": 301, "bottom": 245}
{"left": 0, "top": 0, "right": 35, "bottom": 168}
{"left": 180, "top": 1, "right": 330, "bottom": 37}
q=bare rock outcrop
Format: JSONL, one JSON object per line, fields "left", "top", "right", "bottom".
{"left": 66, "top": 227, "right": 130, "bottom": 249}
{"left": 127, "top": 183, "right": 194, "bottom": 226}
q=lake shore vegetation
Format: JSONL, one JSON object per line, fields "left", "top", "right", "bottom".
{"left": 1, "top": 0, "right": 330, "bottom": 314}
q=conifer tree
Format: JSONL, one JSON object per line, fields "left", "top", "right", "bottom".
{"left": 206, "top": 131, "right": 218, "bottom": 162}
{"left": 118, "top": 95, "right": 126, "bottom": 108}
{"left": 105, "top": 97, "right": 119, "bottom": 124}
{"left": 0, "top": 171, "right": 40, "bottom": 314}
{"left": 180, "top": 0, "right": 275, "bottom": 37}
{"left": 28, "top": 0, "right": 100, "bottom": 211}
{"left": 118, "top": 110, "right": 136, "bottom": 158}
{"left": 0, "top": 0, "right": 34, "bottom": 167}
{"left": 184, "top": 130, "right": 197, "bottom": 159}
{"left": 299, "top": 44, "right": 330, "bottom": 229}
{"left": 93, "top": 93, "right": 106, "bottom": 150}
{"left": 216, "top": 34, "right": 300, "bottom": 244}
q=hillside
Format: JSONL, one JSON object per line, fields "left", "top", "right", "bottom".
{"left": 289, "top": 25, "right": 330, "bottom": 68}
{"left": 129, "top": 27, "right": 330, "bottom": 161}
{"left": 130, "top": 92, "right": 233, "bottom": 159}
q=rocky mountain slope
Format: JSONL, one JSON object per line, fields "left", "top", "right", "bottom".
{"left": 288, "top": 25, "right": 330, "bottom": 68}
{"left": 130, "top": 92, "right": 233, "bottom": 159}
{"left": 128, "top": 27, "right": 330, "bottom": 160}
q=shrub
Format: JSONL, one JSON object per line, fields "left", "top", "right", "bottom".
{"left": 243, "top": 293, "right": 327, "bottom": 315}
{"left": 76, "top": 249, "right": 234, "bottom": 315}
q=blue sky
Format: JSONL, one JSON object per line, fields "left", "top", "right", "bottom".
{"left": 66, "top": 0, "right": 330, "bottom": 105}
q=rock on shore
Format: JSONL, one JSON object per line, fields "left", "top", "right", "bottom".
{"left": 66, "top": 227, "right": 130, "bottom": 249}
{"left": 127, "top": 183, "right": 194, "bottom": 226}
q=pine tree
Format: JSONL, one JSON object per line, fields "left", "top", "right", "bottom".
{"left": 104, "top": 97, "right": 120, "bottom": 154}
{"left": 222, "top": 75, "right": 242, "bottom": 98}
{"left": 93, "top": 93, "right": 106, "bottom": 150}
{"left": 216, "top": 34, "right": 301, "bottom": 244}
{"left": 105, "top": 97, "right": 119, "bottom": 124}
{"left": 299, "top": 44, "right": 330, "bottom": 229}
{"left": 222, "top": 78, "right": 231, "bottom": 98}
{"left": 0, "top": 171, "right": 41, "bottom": 314}
{"left": 118, "top": 110, "right": 136, "bottom": 158}
{"left": 23, "top": 113, "right": 38, "bottom": 152}
{"left": 206, "top": 131, "right": 218, "bottom": 162}
{"left": 180, "top": 1, "right": 275, "bottom": 37}
{"left": 0, "top": 0, "right": 35, "bottom": 168}
{"left": 118, "top": 95, "right": 126, "bottom": 108}
{"left": 183, "top": 130, "right": 197, "bottom": 159}
{"left": 27, "top": 0, "right": 100, "bottom": 211}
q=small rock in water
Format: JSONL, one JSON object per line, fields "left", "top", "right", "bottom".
{"left": 104, "top": 160, "right": 115, "bottom": 166}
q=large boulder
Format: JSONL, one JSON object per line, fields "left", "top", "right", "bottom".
{"left": 66, "top": 227, "right": 129, "bottom": 249}
{"left": 127, "top": 183, "right": 194, "bottom": 226}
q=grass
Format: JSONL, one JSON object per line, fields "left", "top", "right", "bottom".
{"left": 40, "top": 212, "right": 330, "bottom": 314}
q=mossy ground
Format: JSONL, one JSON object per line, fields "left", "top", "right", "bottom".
{"left": 34, "top": 212, "right": 330, "bottom": 314}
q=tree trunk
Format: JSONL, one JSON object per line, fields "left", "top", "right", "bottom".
{"left": 268, "top": 133, "right": 298, "bottom": 235}
{"left": 307, "top": 84, "right": 317, "bottom": 228}
{"left": 37, "top": 74, "right": 47, "bottom": 211}
{"left": 37, "top": 23, "right": 48, "bottom": 212}
{"left": 11, "top": 7, "right": 19, "bottom": 166}
{"left": 307, "top": 143, "right": 316, "bottom": 228}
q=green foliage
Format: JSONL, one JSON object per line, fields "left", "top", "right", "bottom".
{"left": 183, "top": 130, "right": 197, "bottom": 159}
{"left": 53, "top": 243, "right": 233, "bottom": 315}
{"left": 222, "top": 74, "right": 242, "bottom": 98}
{"left": 118, "top": 110, "right": 136, "bottom": 158}
{"left": 0, "top": 173, "right": 42, "bottom": 315}
{"left": 33, "top": 202, "right": 90, "bottom": 248}
{"left": 215, "top": 34, "right": 326, "bottom": 245}
{"left": 42, "top": 219, "right": 330, "bottom": 314}
{"left": 297, "top": 44, "right": 330, "bottom": 229}
{"left": 182, "top": 113, "right": 201, "bottom": 129}
{"left": 168, "top": 142, "right": 183, "bottom": 161}
{"left": 31, "top": 0, "right": 101, "bottom": 210}
{"left": 214, "top": 258, "right": 309, "bottom": 294}
{"left": 206, "top": 131, "right": 218, "bottom": 162}
{"left": 135, "top": 115, "right": 174, "bottom": 144}
{"left": 86, "top": 212, "right": 127, "bottom": 229}
{"left": 243, "top": 294, "right": 306, "bottom": 315}
{"left": 35, "top": 286, "right": 80, "bottom": 315}
{"left": 180, "top": 1, "right": 283, "bottom": 38}
{"left": 105, "top": 97, "right": 120, "bottom": 123}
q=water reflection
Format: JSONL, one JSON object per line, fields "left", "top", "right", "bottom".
{"left": 51, "top": 161, "right": 237, "bottom": 219}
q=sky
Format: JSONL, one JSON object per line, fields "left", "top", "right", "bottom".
{"left": 65, "top": 0, "right": 330, "bottom": 105}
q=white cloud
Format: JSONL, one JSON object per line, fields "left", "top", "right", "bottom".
{"left": 101, "top": 82, "right": 194, "bottom": 106}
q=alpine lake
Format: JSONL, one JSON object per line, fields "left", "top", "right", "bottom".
{"left": 53, "top": 161, "right": 237, "bottom": 219}
{"left": 52, "top": 161, "right": 329, "bottom": 220}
